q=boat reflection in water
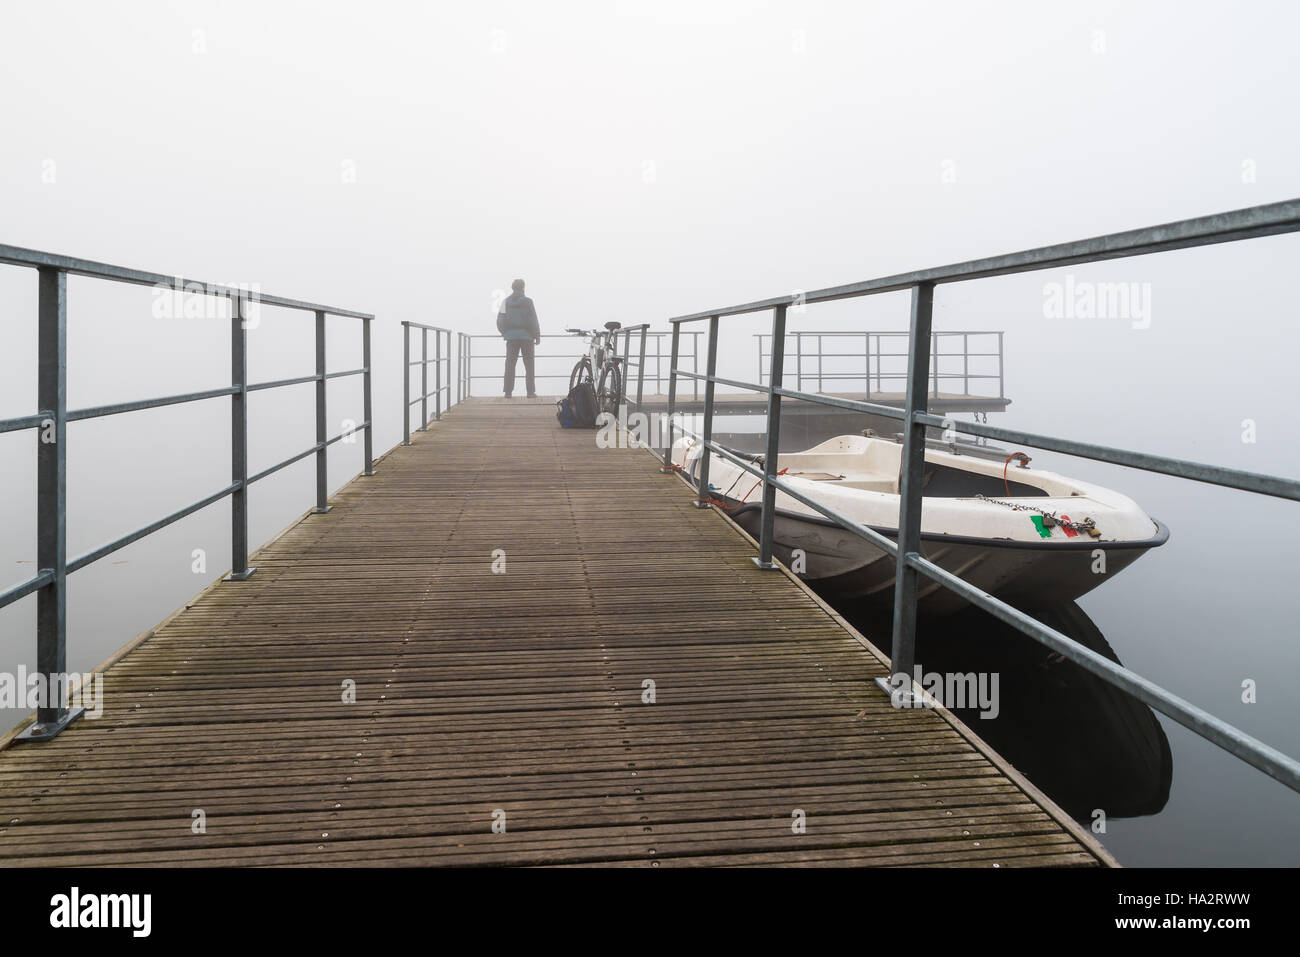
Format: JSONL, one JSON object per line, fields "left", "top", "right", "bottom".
{"left": 840, "top": 599, "right": 1172, "bottom": 823}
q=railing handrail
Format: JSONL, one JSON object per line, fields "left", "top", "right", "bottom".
{"left": 462, "top": 328, "right": 701, "bottom": 397}
{"left": 0, "top": 246, "right": 378, "bottom": 741}
{"left": 656, "top": 198, "right": 1300, "bottom": 795}
{"left": 0, "top": 243, "right": 374, "bottom": 320}
{"left": 753, "top": 327, "right": 1005, "bottom": 398}
{"left": 669, "top": 198, "right": 1300, "bottom": 323}
{"left": 402, "top": 322, "right": 457, "bottom": 445}
{"left": 755, "top": 329, "right": 1006, "bottom": 336}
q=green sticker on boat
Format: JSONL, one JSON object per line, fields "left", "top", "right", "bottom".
{"left": 1030, "top": 515, "right": 1053, "bottom": 539}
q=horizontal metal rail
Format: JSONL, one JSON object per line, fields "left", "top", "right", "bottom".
{"left": 659, "top": 198, "right": 1300, "bottom": 795}
{"left": 671, "top": 419, "right": 901, "bottom": 558}
{"left": 907, "top": 552, "right": 1300, "bottom": 788}
{"left": 909, "top": 412, "right": 1300, "bottom": 501}
{"left": 0, "top": 571, "right": 55, "bottom": 609}
{"left": 670, "top": 199, "right": 1300, "bottom": 323}
{"left": 464, "top": 331, "right": 702, "bottom": 397}
{"left": 66, "top": 483, "right": 239, "bottom": 574}
{"left": 0, "top": 244, "right": 374, "bottom": 320}
{"left": 402, "top": 321, "right": 456, "bottom": 445}
{"left": 0, "top": 245, "right": 376, "bottom": 741}
{"left": 671, "top": 368, "right": 910, "bottom": 421}
{"left": 756, "top": 329, "right": 1005, "bottom": 399}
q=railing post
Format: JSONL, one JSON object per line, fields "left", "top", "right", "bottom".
{"left": 692, "top": 332, "right": 700, "bottom": 400}
{"left": 880, "top": 282, "right": 935, "bottom": 704}
{"left": 467, "top": 336, "right": 473, "bottom": 397}
{"left": 313, "top": 310, "right": 330, "bottom": 513}
{"left": 695, "top": 316, "right": 720, "bottom": 507}
{"left": 817, "top": 333, "right": 823, "bottom": 393}
{"left": 402, "top": 322, "right": 411, "bottom": 446}
{"left": 997, "top": 331, "right": 1005, "bottom": 399}
{"left": 796, "top": 332, "right": 802, "bottom": 392}
{"left": 23, "top": 267, "right": 82, "bottom": 741}
{"left": 963, "top": 332, "right": 970, "bottom": 396}
{"left": 654, "top": 332, "right": 662, "bottom": 394}
{"left": 931, "top": 331, "right": 939, "bottom": 397}
{"left": 434, "top": 329, "right": 442, "bottom": 420}
{"left": 754, "top": 303, "right": 788, "bottom": 569}
{"left": 362, "top": 317, "right": 374, "bottom": 475}
{"left": 228, "top": 293, "right": 255, "bottom": 581}
{"left": 636, "top": 326, "right": 647, "bottom": 408}
{"left": 864, "top": 332, "right": 870, "bottom": 398}
{"left": 419, "top": 328, "right": 428, "bottom": 431}
{"left": 660, "top": 322, "right": 682, "bottom": 470}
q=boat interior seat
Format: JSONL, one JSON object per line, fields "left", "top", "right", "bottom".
{"left": 833, "top": 478, "right": 899, "bottom": 493}
{"left": 782, "top": 442, "right": 900, "bottom": 484}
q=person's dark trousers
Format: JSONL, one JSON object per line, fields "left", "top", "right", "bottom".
{"left": 504, "top": 339, "right": 536, "bottom": 397}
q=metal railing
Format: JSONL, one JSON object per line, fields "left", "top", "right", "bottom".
{"left": 619, "top": 324, "right": 650, "bottom": 409}
{"left": 0, "top": 244, "right": 375, "bottom": 741}
{"left": 402, "top": 321, "right": 455, "bottom": 445}
{"left": 457, "top": 332, "right": 471, "bottom": 404}
{"left": 757, "top": 329, "right": 1004, "bottom": 399}
{"left": 463, "top": 330, "right": 702, "bottom": 397}
{"left": 658, "top": 199, "right": 1300, "bottom": 794}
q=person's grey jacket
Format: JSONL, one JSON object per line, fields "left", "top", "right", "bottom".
{"left": 497, "top": 292, "right": 540, "bottom": 341}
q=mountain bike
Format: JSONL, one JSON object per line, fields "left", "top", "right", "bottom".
{"left": 565, "top": 321, "right": 624, "bottom": 417}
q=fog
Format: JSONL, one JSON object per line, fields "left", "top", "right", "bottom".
{"left": 2, "top": 0, "right": 1298, "bottom": 865}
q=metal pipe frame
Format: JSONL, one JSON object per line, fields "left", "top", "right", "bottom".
{"left": 754, "top": 304, "right": 786, "bottom": 568}
{"left": 694, "top": 317, "right": 720, "bottom": 507}
{"left": 462, "top": 331, "right": 699, "bottom": 395}
{"left": 0, "top": 247, "right": 374, "bottom": 740}
{"left": 671, "top": 199, "right": 1300, "bottom": 323}
{"left": 401, "top": 322, "right": 457, "bottom": 442}
{"left": 755, "top": 330, "right": 1004, "bottom": 398}
{"left": 660, "top": 324, "right": 682, "bottom": 471}
{"left": 229, "top": 295, "right": 253, "bottom": 582}
{"left": 662, "top": 198, "right": 1300, "bottom": 794}
{"left": 885, "top": 282, "right": 935, "bottom": 698}
{"left": 313, "top": 311, "right": 330, "bottom": 513}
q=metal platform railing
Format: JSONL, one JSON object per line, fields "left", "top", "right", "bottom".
{"left": 402, "top": 321, "right": 456, "bottom": 445}
{"left": 0, "top": 244, "right": 375, "bottom": 741}
{"left": 757, "top": 329, "right": 1004, "bottom": 398}
{"left": 462, "top": 330, "right": 702, "bottom": 398}
{"left": 658, "top": 199, "right": 1300, "bottom": 794}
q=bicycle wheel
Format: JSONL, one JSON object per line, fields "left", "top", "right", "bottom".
{"left": 596, "top": 363, "right": 622, "bottom": 419}
{"left": 569, "top": 357, "right": 592, "bottom": 392}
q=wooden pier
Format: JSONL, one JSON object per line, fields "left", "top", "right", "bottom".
{"left": 0, "top": 398, "right": 1111, "bottom": 867}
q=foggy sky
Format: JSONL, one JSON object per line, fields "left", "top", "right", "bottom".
{"left": 1, "top": 0, "right": 1299, "bottom": 865}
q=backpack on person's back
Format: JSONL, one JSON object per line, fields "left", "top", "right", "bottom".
{"left": 556, "top": 380, "right": 599, "bottom": 428}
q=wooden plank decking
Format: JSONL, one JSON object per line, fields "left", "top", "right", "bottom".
{"left": 0, "top": 398, "right": 1110, "bottom": 867}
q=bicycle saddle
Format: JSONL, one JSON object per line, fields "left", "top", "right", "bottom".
{"left": 604, "top": 321, "right": 621, "bottom": 332}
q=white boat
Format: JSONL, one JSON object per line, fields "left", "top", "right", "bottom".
{"left": 670, "top": 434, "right": 1168, "bottom": 615}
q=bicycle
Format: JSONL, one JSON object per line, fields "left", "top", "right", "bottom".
{"left": 565, "top": 321, "right": 624, "bottom": 417}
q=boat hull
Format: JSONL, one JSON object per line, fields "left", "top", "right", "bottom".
{"left": 728, "top": 504, "right": 1168, "bottom": 615}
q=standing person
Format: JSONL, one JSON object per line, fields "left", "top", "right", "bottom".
{"left": 497, "top": 279, "right": 541, "bottom": 398}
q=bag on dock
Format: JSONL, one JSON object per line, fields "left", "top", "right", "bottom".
{"left": 557, "top": 380, "right": 599, "bottom": 428}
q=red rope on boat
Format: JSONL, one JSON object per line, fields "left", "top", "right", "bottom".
{"left": 1003, "top": 452, "right": 1030, "bottom": 495}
